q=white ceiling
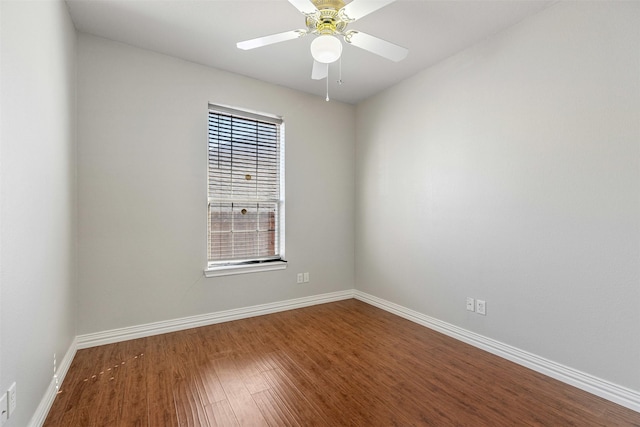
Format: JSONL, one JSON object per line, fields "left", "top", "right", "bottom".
{"left": 66, "top": 0, "right": 554, "bottom": 104}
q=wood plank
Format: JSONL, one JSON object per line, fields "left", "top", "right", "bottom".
{"left": 192, "top": 358, "right": 228, "bottom": 406}
{"left": 210, "top": 356, "right": 269, "bottom": 426}
{"left": 118, "top": 341, "right": 148, "bottom": 427}
{"left": 89, "top": 340, "right": 140, "bottom": 427}
{"left": 251, "top": 388, "right": 301, "bottom": 427}
{"left": 256, "top": 367, "right": 329, "bottom": 426}
{"left": 146, "top": 334, "right": 180, "bottom": 427}
{"left": 204, "top": 399, "right": 239, "bottom": 427}
{"left": 173, "top": 377, "right": 211, "bottom": 427}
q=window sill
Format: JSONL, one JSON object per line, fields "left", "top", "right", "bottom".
{"left": 204, "top": 260, "right": 287, "bottom": 278}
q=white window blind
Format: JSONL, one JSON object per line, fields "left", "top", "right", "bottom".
{"left": 207, "top": 104, "right": 284, "bottom": 266}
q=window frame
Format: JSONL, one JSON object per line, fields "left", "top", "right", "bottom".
{"left": 204, "top": 103, "right": 286, "bottom": 278}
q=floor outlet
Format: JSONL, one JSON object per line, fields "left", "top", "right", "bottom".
{"left": 466, "top": 297, "right": 475, "bottom": 312}
{"left": 476, "top": 300, "right": 486, "bottom": 315}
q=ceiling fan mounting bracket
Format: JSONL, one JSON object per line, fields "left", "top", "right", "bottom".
{"left": 311, "top": 0, "right": 345, "bottom": 11}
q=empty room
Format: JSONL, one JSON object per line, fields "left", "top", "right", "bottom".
{"left": 1, "top": 0, "right": 639, "bottom": 425}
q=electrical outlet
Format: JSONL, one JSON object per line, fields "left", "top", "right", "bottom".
{"left": 466, "top": 297, "right": 475, "bottom": 312}
{"left": 296, "top": 273, "right": 304, "bottom": 284}
{"left": 0, "top": 392, "right": 7, "bottom": 426}
{"left": 303, "top": 272, "right": 309, "bottom": 283}
{"left": 7, "top": 383, "right": 16, "bottom": 417}
{"left": 476, "top": 299, "right": 486, "bottom": 315}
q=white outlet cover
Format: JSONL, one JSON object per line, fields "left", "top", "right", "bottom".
{"left": 476, "top": 300, "right": 487, "bottom": 315}
{"left": 466, "top": 297, "right": 475, "bottom": 311}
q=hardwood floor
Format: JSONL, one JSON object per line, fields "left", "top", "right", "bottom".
{"left": 44, "top": 299, "right": 640, "bottom": 426}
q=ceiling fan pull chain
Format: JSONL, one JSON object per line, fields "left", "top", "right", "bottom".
{"left": 338, "top": 56, "right": 343, "bottom": 85}
{"left": 326, "top": 67, "right": 330, "bottom": 102}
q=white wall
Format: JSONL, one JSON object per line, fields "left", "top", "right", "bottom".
{"left": 76, "top": 34, "right": 355, "bottom": 335}
{"left": 355, "top": 1, "right": 640, "bottom": 392}
{"left": 0, "top": 1, "right": 77, "bottom": 426}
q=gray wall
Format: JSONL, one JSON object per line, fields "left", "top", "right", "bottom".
{"left": 76, "top": 34, "right": 355, "bottom": 335}
{"left": 355, "top": 1, "right": 640, "bottom": 391}
{"left": 0, "top": 1, "right": 77, "bottom": 425}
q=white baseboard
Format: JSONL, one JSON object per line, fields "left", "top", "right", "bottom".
{"left": 353, "top": 290, "right": 640, "bottom": 413}
{"left": 29, "top": 337, "right": 77, "bottom": 427}
{"left": 77, "top": 289, "right": 355, "bottom": 349}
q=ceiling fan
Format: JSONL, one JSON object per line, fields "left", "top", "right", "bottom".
{"left": 237, "top": 0, "right": 408, "bottom": 82}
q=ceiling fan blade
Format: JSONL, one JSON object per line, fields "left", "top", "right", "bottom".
{"left": 311, "top": 61, "right": 328, "bottom": 80}
{"left": 339, "top": 0, "right": 396, "bottom": 22}
{"left": 288, "top": 0, "right": 318, "bottom": 15}
{"left": 344, "top": 31, "right": 408, "bottom": 62}
{"left": 237, "top": 30, "right": 307, "bottom": 50}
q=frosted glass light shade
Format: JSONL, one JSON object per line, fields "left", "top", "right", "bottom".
{"left": 311, "top": 35, "right": 342, "bottom": 64}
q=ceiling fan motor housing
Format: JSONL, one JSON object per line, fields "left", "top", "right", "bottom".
{"left": 306, "top": 0, "right": 348, "bottom": 35}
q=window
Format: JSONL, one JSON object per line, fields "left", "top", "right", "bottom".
{"left": 205, "top": 104, "right": 285, "bottom": 277}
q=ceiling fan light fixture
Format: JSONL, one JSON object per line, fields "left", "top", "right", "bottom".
{"left": 310, "top": 35, "right": 342, "bottom": 63}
